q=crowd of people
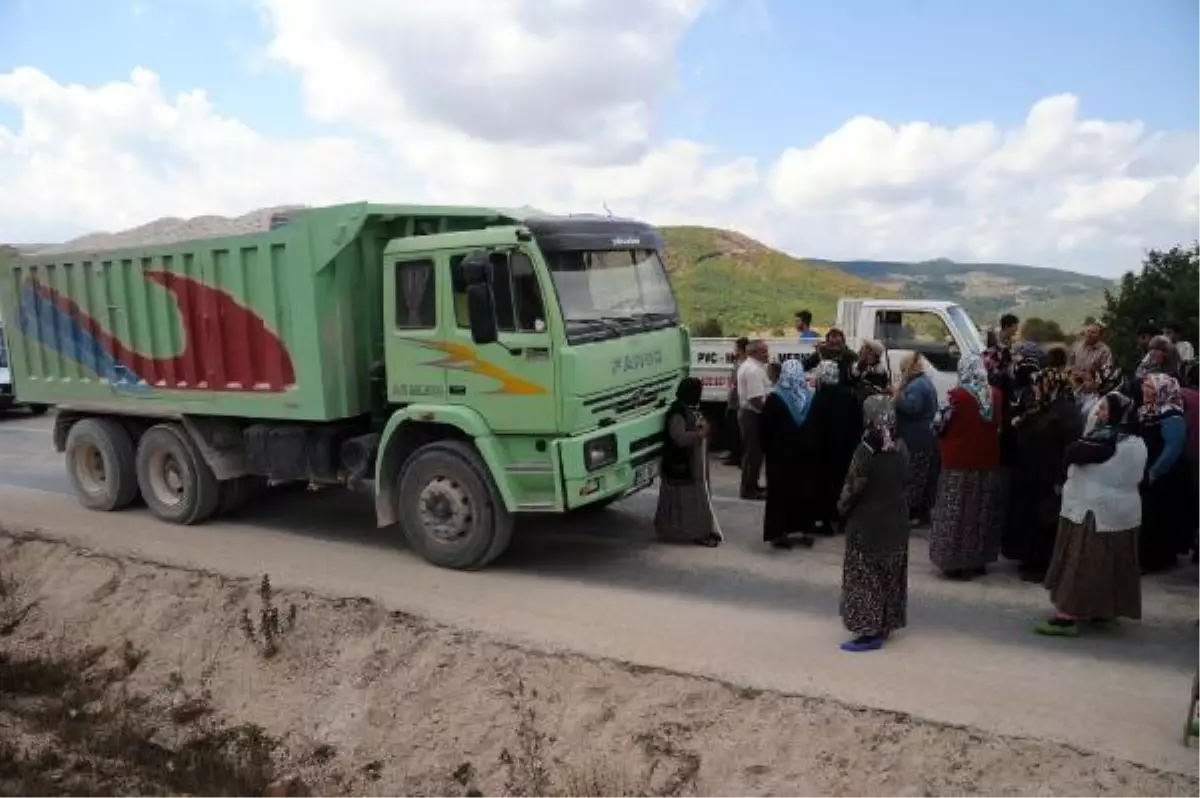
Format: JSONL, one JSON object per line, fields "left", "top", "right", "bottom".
{"left": 654, "top": 311, "right": 1199, "bottom": 653}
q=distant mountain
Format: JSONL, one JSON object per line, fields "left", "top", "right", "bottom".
{"left": 660, "top": 227, "right": 891, "bottom": 335}
{"left": 820, "top": 257, "right": 1112, "bottom": 331}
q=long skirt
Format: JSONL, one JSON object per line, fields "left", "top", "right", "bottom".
{"left": 840, "top": 535, "right": 908, "bottom": 636}
{"left": 1044, "top": 514, "right": 1141, "bottom": 620}
{"left": 928, "top": 469, "right": 1002, "bottom": 572}
{"left": 905, "top": 445, "right": 940, "bottom": 520}
{"left": 655, "top": 479, "right": 715, "bottom": 542}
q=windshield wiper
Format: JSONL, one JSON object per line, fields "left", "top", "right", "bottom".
{"left": 631, "top": 311, "right": 677, "bottom": 326}
{"left": 566, "top": 317, "right": 623, "bottom": 337}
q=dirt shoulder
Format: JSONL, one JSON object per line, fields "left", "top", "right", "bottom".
{"left": 0, "top": 531, "right": 1195, "bottom": 797}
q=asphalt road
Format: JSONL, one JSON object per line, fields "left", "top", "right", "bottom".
{"left": 0, "top": 410, "right": 1196, "bottom": 774}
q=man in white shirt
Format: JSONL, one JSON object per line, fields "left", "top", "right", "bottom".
{"left": 737, "top": 339, "right": 772, "bottom": 500}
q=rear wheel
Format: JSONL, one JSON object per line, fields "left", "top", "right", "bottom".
{"left": 64, "top": 418, "right": 138, "bottom": 511}
{"left": 135, "top": 424, "right": 221, "bottom": 525}
{"left": 397, "top": 441, "right": 513, "bottom": 570}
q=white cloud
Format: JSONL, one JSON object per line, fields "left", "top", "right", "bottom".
{"left": 0, "top": 0, "right": 1195, "bottom": 278}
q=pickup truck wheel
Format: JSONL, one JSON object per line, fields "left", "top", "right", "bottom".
{"left": 397, "top": 441, "right": 513, "bottom": 570}
{"left": 64, "top": 418, "right": 139, "bottom": 511}
{"left": 136, "top": 424, "right": 221, "bottom": 525}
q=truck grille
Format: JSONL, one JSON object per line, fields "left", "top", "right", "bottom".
{"left": 583, "top": 374, "right": 677, "bottom": 416}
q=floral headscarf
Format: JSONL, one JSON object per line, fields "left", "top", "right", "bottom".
{"left": 1032, "top": 368, "right": 1073, "bottom": 410}
{"left": 956, "top": 353, "right": 993, "bottom": 421}
{"left": 861, "top": 395, "right": 898, "bottom": 453}
{"left": 774, "top": 359, "right": 814, "bottom": 427}
{"left": 814, "top": 359, "right": 841, "bottom": 386}
{"left": 1138, "top": 373, "right": 1184, "bottom": 423}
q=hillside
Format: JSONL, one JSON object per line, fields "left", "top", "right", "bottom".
{"left": 660, "top": 227, "right": 889, "bottom": 335}
{"left": 821, "top": 257, "right": 1112, "bottom": 330}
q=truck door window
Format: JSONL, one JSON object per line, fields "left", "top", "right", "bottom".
{"left": 509, "top": 252, "right": 546, "bottom": 332}
{"left": 394, "top": 259, "right": 437, "bottom": 329}
{"left": 875, "top": 310, "right": 959, "bottom": 372}
{"left": 451, "top": 251, "right": 546, "bottom": 333}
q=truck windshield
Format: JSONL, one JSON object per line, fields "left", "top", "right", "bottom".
{"left": 543, "top": 248, "right": 679, "bottom": 341}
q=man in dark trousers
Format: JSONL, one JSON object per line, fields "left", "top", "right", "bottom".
{"left": 737, "top": 339, "right": 771, "bottom": 500}
{"left": 722, "top": 337, "right": 750, "bottom": 465}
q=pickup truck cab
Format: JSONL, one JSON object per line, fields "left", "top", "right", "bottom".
{"left": 690, "top": 299, "right": 985, "bottom": 408}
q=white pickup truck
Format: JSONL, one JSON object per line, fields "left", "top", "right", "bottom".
{"left": 691, "top": 299, "right": 986, "bottom": 409}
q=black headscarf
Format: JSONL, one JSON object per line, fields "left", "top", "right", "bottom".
{"left": 672, "top": 377, "right": 703, "bottom": 414}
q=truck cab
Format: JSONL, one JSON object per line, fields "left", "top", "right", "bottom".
{"left": 374, "top": 213, "right": 687, "bottom": 566}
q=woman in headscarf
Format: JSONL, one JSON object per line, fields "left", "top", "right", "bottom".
{"left": 988, "top": 343, "right": 1046, "bottom": 554}
{"left": 893, "top": 352, "right": 939, "bottom": 525}
{"left": 1136, "top": 373, "right": 1190, "bottom": 572}
{"left": 928, "top": 354, "right": 1004, "bottom": 579}
{"left": 837, "top": 395, "right": 911, "bottom": 652}
{"left": 1181, "top": 366, "right": 1199, "bottom": 564}
{"left": 1036, "top": 392, "right": 1146, "bottom": 637}
{"left": 1002, "top": 368, "right": 1083, "bottom": 581}
{"left": 852, "top": 339, "right": 891, "bottom": 404}
{"left": 808, "top": 359, "right": 864, "bottom": 534}
{"left": 1136, "top": 335, "right": 1179, "bottom": 380}
{"left": 761, "top": 359, "right": 818, "bottom": 550}
{"left": 655, "top": 377, "right": 722, "bottom": 548}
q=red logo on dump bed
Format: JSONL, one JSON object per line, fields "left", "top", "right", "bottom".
{"left": 20, "top": 272, "right": 296, "bottom": 393}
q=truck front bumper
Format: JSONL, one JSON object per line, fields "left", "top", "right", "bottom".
{"left": 555, "top": 409, "right": 667, "bottom": 510}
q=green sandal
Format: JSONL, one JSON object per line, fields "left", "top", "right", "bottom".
{"left": 1034, "top": 618, "right": 1080, "bottom": 637}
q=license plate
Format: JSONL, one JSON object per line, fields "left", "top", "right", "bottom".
{"left": 632, "top": 460, "right": 659, "bottom": 488}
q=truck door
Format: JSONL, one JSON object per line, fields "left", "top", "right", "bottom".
{"left": 446, "top": 248, "right": 557, "bottom": 434}
{"left": 873, "top": 309, "right": 962, "bottom": 397}
{"left": 384, "top": 254, "right": 450, "bottom": 405}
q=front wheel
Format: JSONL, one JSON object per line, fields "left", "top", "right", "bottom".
{"left": 397, "top": 440, "right": 513, "bottom": 570}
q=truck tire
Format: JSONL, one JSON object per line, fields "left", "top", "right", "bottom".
{"left": 397, "top": 440, "right": 513, "bottom": 570}
{"left": 135, "top": 424, "right": 221, "bottom": 525}
{"left": 64, "top": 418, "right": 139, "bottom": 511}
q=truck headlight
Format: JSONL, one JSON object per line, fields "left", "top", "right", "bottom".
{"left": 584, "top": 434, "right": 617, "bottom": 472}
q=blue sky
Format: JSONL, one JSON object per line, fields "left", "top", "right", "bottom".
{"left": 2, "top": 0, "right": 1195, "bottom": 154}
{"left": 0, "top": 0, "right": 1195, "bottom": 273}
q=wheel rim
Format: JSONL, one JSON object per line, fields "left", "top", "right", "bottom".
{"left": 418, "top": 476, "right": 473, "bottom": 543}
{"left": 146, "top": 447, "right": 187, "bottom": 508}
{"left": 72, "top": 443, "right": 106, "bottom": 496}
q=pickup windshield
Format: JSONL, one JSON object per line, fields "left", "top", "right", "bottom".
{"left": 543, "top": 248, "right": 679, "bottom": 341}
{"left": 947, "top": 305, "right": 985, "bottom": 354}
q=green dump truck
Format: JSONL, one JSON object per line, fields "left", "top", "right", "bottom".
{"left": 0, "top": 203, "right": 686, "bottom": 569}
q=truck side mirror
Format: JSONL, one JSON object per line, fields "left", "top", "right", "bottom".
{"left": 467, "top": 285, "right": 498, "bottom": 345}
{"left": 461, "top": 251, "right": 490, "bottom": 287}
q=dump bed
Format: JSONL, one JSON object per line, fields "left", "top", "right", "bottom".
{"left": 0, "top": 202, "right": 521, "bottom": 421}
